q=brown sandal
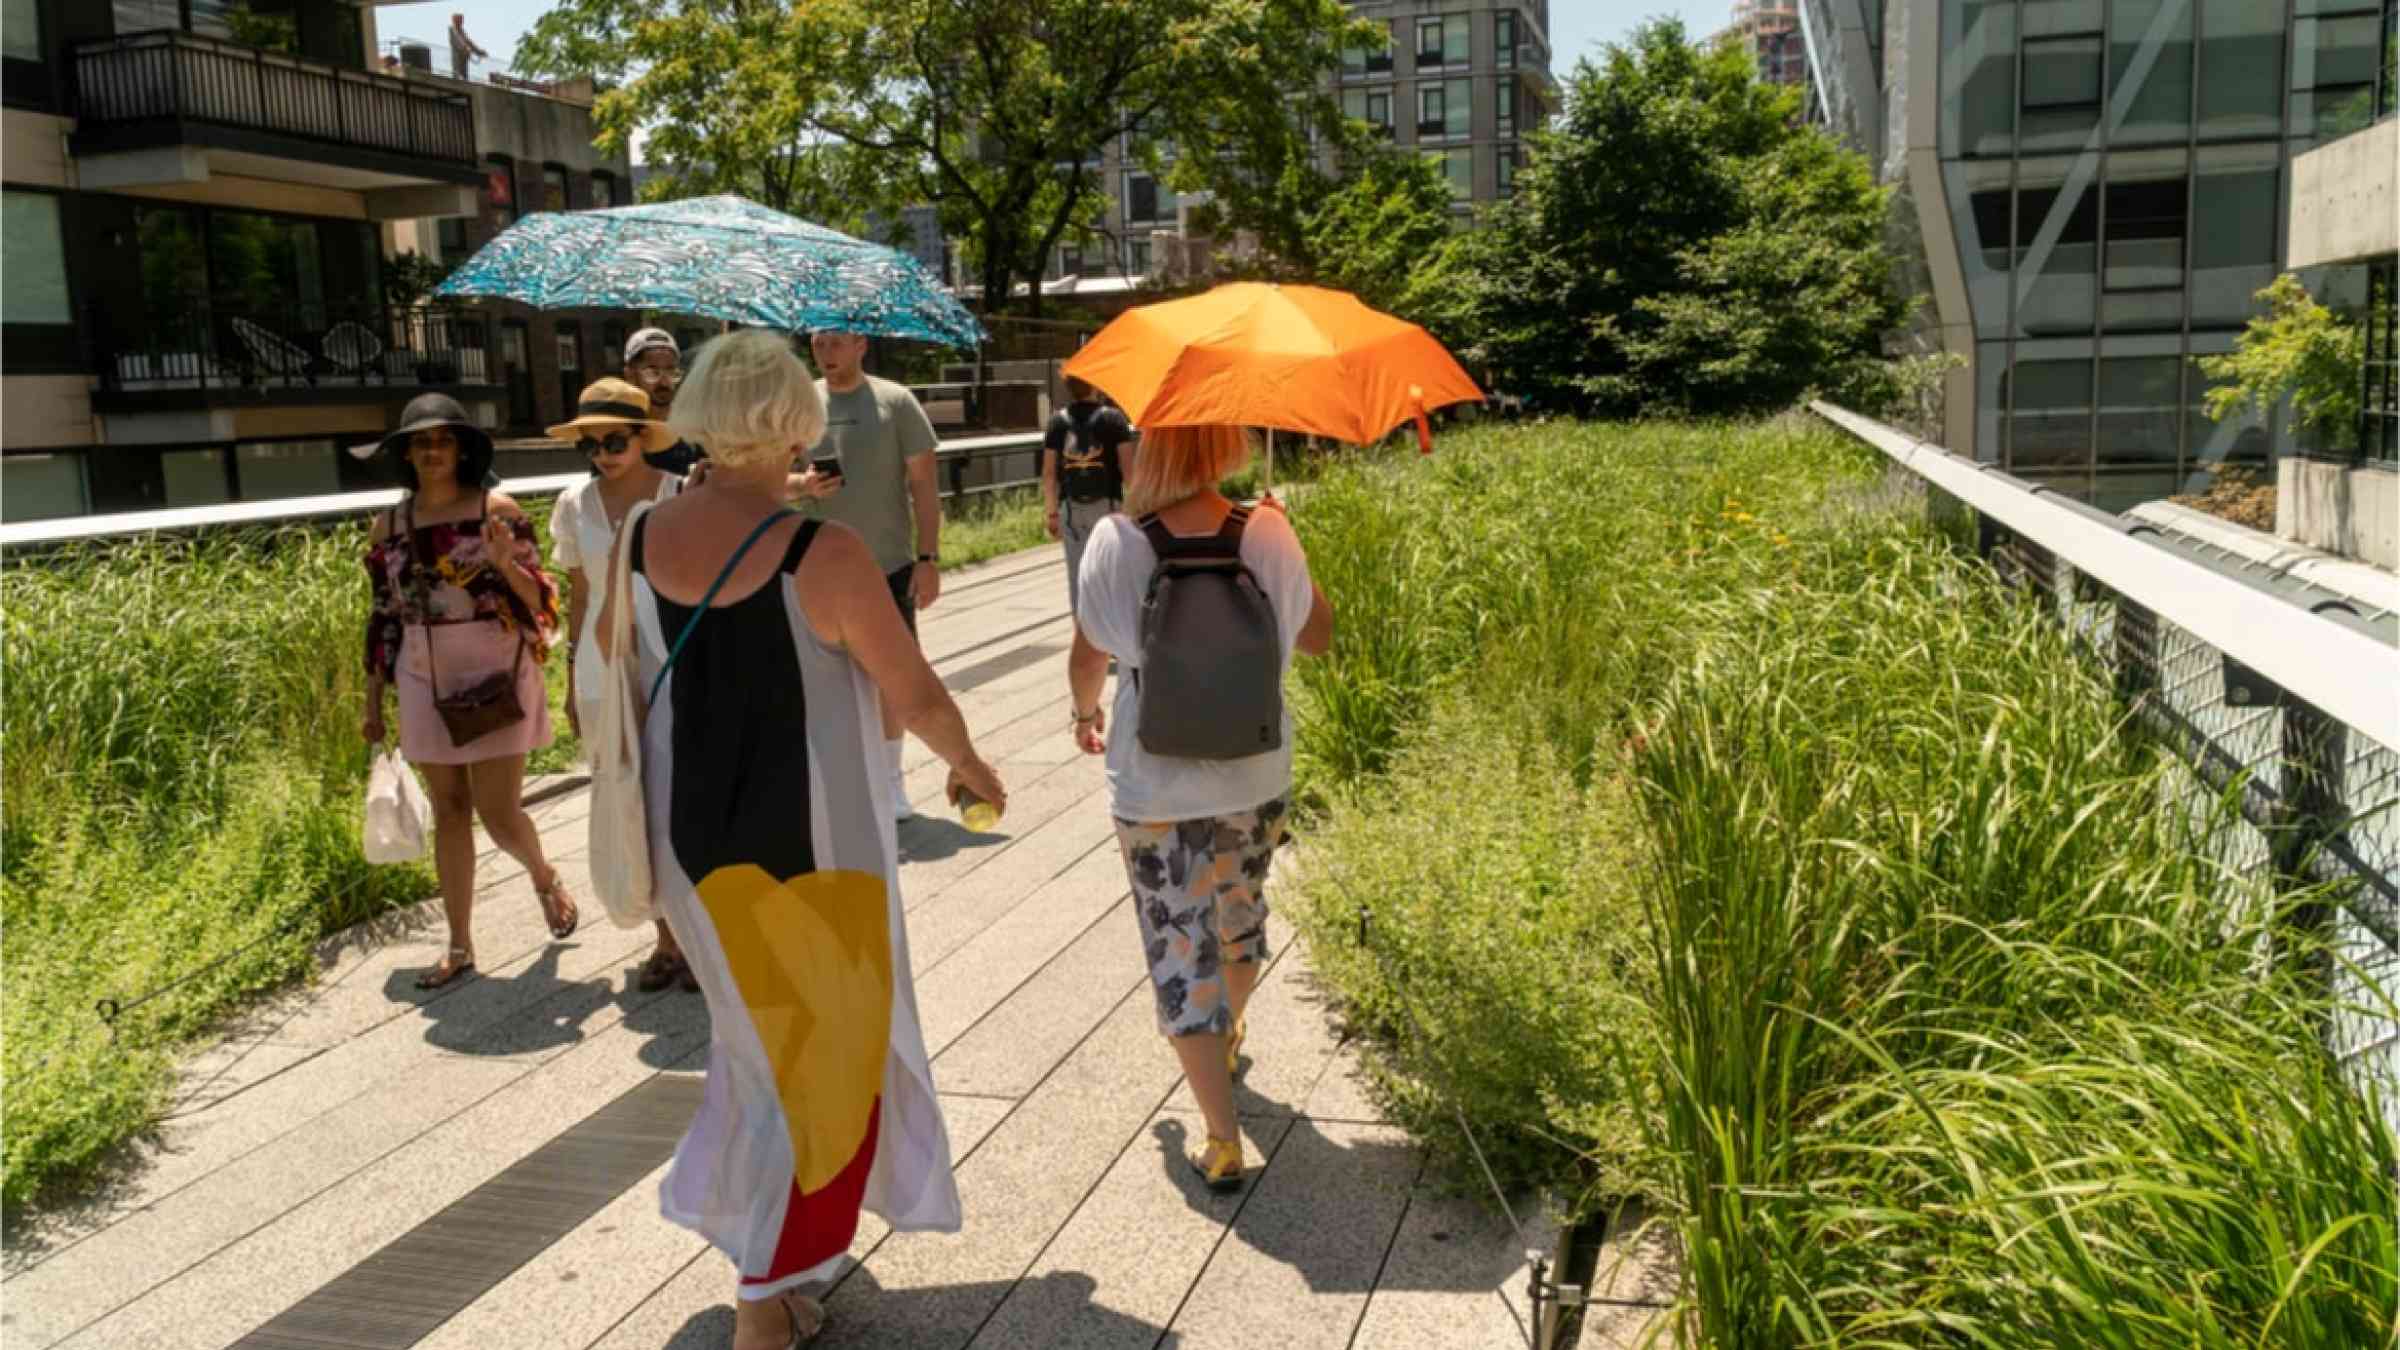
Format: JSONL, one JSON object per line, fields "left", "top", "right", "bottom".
{"left": 780, "top": 1292, "right": 826, "bottom": 1346}
{"left": 535, "top": 871, "right": 579, "bottom": 941}
{"left": 415, "top": 946, "right": 476, "bottom": 990}
{"left": 635, "top": 947, "right": 687, "bottom": 993}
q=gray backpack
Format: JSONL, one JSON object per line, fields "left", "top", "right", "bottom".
{"left": 1133, "top": 507, "right": 1283, "bottom": 760}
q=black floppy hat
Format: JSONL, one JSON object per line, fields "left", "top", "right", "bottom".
{"left": 370, "top": 393, "right": 497, "bottom": 490}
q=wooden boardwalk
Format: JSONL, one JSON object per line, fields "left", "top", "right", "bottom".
{"left": 0, "top": 544, "right": 1666, "bottom": 1350}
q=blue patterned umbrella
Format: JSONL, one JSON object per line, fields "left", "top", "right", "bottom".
{"left": 434, "top": 195, "right": 984, "bottom": 349}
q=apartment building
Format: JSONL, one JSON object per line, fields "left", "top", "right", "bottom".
{"left": 1040, "top": 1, "right": 1557, "bottom": 288}
{"left": 1720, "top": 0, "right": 1811, "bottom": 88}
{"left": 1804, "top": 0, "right": 2397, "bottom": 521}
{"left": 1, "top": 0, "right": 633, "bottom": 522}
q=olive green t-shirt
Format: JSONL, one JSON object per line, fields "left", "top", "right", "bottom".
{"left": 806, "top": 375, "right": 940, "bottom": 573}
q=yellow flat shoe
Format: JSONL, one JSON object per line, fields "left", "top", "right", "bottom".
{"left": 1189, "top": 1134, "right": 1245, "bottom": 1192}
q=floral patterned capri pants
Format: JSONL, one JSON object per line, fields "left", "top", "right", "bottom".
{"left": 1113, "top": 798, "right": 1291, "bottom": 1038}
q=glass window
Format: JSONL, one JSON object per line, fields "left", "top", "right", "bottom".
{"left": 1432, "top": 147, "right": 1472, "bottom": 199}
{"left": 2188, "top": 142, "right": 2279, "bottom": 328}
{"left": 1497, "top": 11, "right": 1517, "bottom": 69}
{"left": 2109, "top": 0, "right": 2194, "bottom": 146}
{"left": 590, "top": 171, "right": 616, "bottom": 210}
{"left": 541, "top": 166, "right": 568, "bottom": 213}
{"left": 437, "top": 215, "right": 471, "bottom": 269}
{"left": 2102, "top": 149, "right": 2187, "bottom": 294}
{"left": 2013, "top": 158, "right": 2099, "bottom": 338}
{"left": 1443, "top": 77, "right": 1470, "bottom": 136}
{"left": 1975, "top": 340, "right": 2011, "bottom": 463}
{"left": 1947, "top": 160, "right": 2016, "bottom": 338}
{"left": 2, "top": 192, "right": 70, "bottom": 324}
{"left": 1944, "top": 1, "right": 2019, "bottom": 157}
{"left": 111, "top": 0, "right": 178, "bottom": 33}
{"left": 2198, "top": 0, "right": 2285, "bottom": 141}
{"left": 2184, "top": 328, "right": 2272, "bottom": 487}
{"left": 2024, "top": 34, "right": 2103, "bottom": 104}
{"left": 1343, "top": 24, "right": 1395, "bottom": 75}
{"left": 1418, "top": 82, "right": 1445, "bottom": 134}
{"left": 2096, "top": 339, "right": 2185, "bottom": 467}
{"left": 1, "top": 454, "right": 86, "bottom": 523}
{"left": 2292, "top": 11, "right": 2384, "bottom": 139}
{"left": 235, "top": 440, "right": 340, "bottom": 501}
{"left": 1498, "top": 79, "right": 1519, "bottom": 137}
{"left": 164, "top": 448, "right": 230, "bottom": 508}
{"left": 1416, "top": 14, "right": 1467, "bottom": 68}
{"left": 4, "top": 0, "right": 39, "bottom": 62}
{"left": 133, "top": 206, "right": 208, "bottom": 336}
{"left": 1126, "top": 173, "right": 1159, "bottom": 223}
{"left": 2006, "top": 343, "right": 2095, "bottom": 472}
{"left": 1125, "top": 238, "right": 1151, "bottom": 276}
{"left": 209, "top": 212, "right": 325, "bottom": 318}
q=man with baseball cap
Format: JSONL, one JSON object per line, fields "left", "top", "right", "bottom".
{"left": 622, "top": 327, "right": 704, "bottom": 475}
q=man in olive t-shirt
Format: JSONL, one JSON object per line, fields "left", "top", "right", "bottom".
{"left": 791, "top": 330, "right": 942, "bottom": 818}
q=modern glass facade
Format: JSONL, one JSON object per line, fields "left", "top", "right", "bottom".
{"left": 1933, "top": 0, "right": 2387, "bottom": 509}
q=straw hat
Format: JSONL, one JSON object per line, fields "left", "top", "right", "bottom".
{"left": 548, "top": 377, "right": 677, "bottom": 452}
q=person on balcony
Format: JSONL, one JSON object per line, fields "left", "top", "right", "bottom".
{"left": 600, "top": 328, "right": 1004, "bottom": 1348}
{"left": 363, "top": 394, "right": 578, "bottom": 991}
{"left": 547, "top": 376, "right": 695, "bottom": 996}
{"left": 447, "top": 13, "right": 486, "bottom": 80}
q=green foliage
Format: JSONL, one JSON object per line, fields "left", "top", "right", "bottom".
{"left": 381, "top": 251, "right": 455, "bottom": 312}
{"left": 514, "top": 0, "right": 893, "bottom": 232}
{"left": 1289, "top": 699, "right": 1658, "bottom": 1211}
{"left": 940, "top": 487, "right": 1050, "bottom": 570}
{"left": 2198, "top": 273, "right": 2366, "bottom": 451}
{"left": 1408, "top": 21, "right": 1906, "bottom": 416}
{"left": 0, "top": 526, "right": 447, "bottom": 1207}
{"left": 1289, "top": 145, "right": 1458, "bottom": 316}
{"left": 1628, "top": 523, "right": 2395, "bottom": 1345}
{"left": 1284, "top": 418, "right": 2396, "bottom": 1335}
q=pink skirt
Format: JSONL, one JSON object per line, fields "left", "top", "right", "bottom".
{"left": 397, "top": 622, "right": 555, "bottom": 765}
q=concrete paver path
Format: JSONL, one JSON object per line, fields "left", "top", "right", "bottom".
{"left": 2, "top": 544, "right": 1662, "bottom": 1350}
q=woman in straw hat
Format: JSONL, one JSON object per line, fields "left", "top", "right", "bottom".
{"left": 363, "top": 393, "right": 579, "bottom": 990}
{"left": 547, "top": 376, "right": 697, "bottom": 994}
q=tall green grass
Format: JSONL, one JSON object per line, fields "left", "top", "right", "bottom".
{"left": 1282, "top": 417, "right": 2398, "bottom": 1340}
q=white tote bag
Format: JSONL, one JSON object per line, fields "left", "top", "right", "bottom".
{"left": 362, "top": 749, "right": 428, "bottom": 864}
{"left": 586, "top": 500, "right": 657, "bottom": 928}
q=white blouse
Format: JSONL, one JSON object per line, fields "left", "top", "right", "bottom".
{"left": 550, "top": 471, "right": 680, "bottom": 721}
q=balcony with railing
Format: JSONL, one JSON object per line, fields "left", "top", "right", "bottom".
{"left": 71, "top": 31, "right": 480, "bottom": 186}
{"left": 88, "top": 301, "right": 497, "bottom": 411}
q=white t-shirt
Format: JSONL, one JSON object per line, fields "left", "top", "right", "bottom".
{"left": 550, "top": 473, "right": 679, "bottom": 721}
{"left": 1074, "top": 504, "right": 1316, "bottom": 823}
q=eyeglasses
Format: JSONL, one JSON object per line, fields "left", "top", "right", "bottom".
{"left": 578, "top": 433, "right": 635, "bottom": 457}
{"left": 630, "top": 366, "right": 678, "bottom": 384}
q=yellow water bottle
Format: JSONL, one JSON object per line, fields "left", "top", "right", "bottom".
{"left": 952, "top": 784, "right": 1001, "bottom": 833}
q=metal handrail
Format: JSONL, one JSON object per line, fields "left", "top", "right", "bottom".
{"left": 0, "top": 432, "right": 1046, "bottom": 550}
{"left": 1811, "top": 402, "right": 2400, "bottom": 753}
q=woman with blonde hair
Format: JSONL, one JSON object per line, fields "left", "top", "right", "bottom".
{"left": 602, "top": 327, "right": 1004, "bottom": 1349}
{"left": 1064, "top": 424, "right": 1334, "bottom": 1192}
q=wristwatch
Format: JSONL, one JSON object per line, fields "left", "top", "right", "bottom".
{"left": 916, "top": 552, "right": 938, "bottom": 564}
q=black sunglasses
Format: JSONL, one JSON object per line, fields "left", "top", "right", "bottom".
{"left": 579, "top": 432, "right": 635, "bottom": 457}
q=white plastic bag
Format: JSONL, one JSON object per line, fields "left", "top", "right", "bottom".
{"left": 362, "top": 748, "right": 428, "bottom": 864}
{"left": 587, "top": 501, "right": 658, "bottom": 929}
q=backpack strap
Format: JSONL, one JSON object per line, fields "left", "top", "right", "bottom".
{"left": 1138, "top": 505, "right": 1250, "bottom": 566}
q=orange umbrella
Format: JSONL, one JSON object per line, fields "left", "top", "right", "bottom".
{"left": 1060, "top": 282, "right": 1483, "bottom": 466}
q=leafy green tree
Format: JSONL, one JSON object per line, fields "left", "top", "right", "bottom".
{"left": 513, "top": 0, "right": 893, "bottom": 234}
{"left": 1291, "top": 145, "right": 1457, "bottom": 314}
{"left": 1412, "top": 20, "right": 1907, "bottom": 416}
{"left": 809, "top": 0, "right": 1367, "bottom": 317}
{"left": 2196, "top": 273, "right": 2365, "bottom": 451}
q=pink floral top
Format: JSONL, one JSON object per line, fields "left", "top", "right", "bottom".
{"left": 363, "top": 498, "right": 559, "bottom": 681}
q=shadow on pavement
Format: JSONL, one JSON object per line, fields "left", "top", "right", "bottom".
{"left": 896, "top": 814, "right": 1010, "bottom": 864}
{"left": 385, "top": 941, "right": 707, "bottom": 1069}
{"left": 656, "top": 1269, "right": 1179, "bottom": 1349}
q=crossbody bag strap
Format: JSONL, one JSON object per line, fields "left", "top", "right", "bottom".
{"left": 403, "top": 494, "right": 448, "bottom": 700}
{"left": 647, "top": 510, "right": 798, "bottom": 706}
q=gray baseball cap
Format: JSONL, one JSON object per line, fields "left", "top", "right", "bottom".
{"left": 623, "top": 327, "right": 679, "bottom": 365}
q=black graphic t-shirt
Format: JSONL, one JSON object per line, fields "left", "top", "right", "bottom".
{"left": 1044, "top": 401, "right": 1134, "bottom": 502}
{"left": 645, "top": 439, "right": 705, "bottom": 476}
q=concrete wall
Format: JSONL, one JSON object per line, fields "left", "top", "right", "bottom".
{"left": 2278, "top": 457, "right": 2400, "bottom": 571}
{"left": 2, "top": 110, "right": 73, "bottom": 188}
{"left": 2288, "top": 119, "right": 2399, "bottom": 270}
{"left": 2, "top": 376, "right": 97, "bottom": 448}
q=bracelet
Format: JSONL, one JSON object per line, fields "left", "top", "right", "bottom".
{"left": 1071, "top": 707, "right": 1101, "bottom": 726}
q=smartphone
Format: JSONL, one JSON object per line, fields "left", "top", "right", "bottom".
{"left": 809, "top": 455, "right": 843, "bottom": 481}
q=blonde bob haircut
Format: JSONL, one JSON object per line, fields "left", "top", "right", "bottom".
{"left": 667, "top": 328, "right": 826, "bottom": 469}
{"left": 1123, "top": 424, "right": 1254, "bottom": 517}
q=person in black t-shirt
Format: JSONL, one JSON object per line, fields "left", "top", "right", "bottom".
{"left": 1042, "top": 376, "right": 1136, "bottom": 611}
{"left": 624, "top": 327, "right": 706, "bottom": 476}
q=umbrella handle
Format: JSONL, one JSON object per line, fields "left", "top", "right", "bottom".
{"left": 1409, "top": 385, "right": 1433, "bottom": 456}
